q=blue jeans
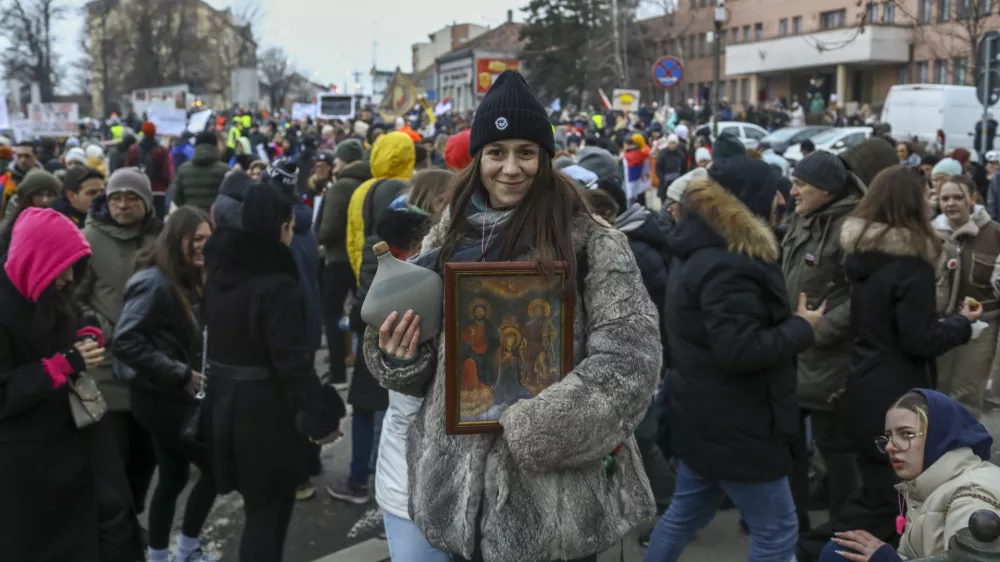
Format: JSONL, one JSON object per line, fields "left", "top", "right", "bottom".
{"left": 644, "top": 462, "right": 798, "bottom": 562}
{"left": 383, "top": 511, "right": 451, "bottom": 562}
{"left": 349, "top": 409, "right": 384, "bottom": 487}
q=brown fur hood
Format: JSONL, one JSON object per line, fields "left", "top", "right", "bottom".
{"left": 678, "top": 177, "right": 779, "bottom": 263}
{"left": 839, "top": 216, "right": 939, "bottom": 264}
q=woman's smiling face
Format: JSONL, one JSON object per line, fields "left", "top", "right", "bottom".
{"left": 479, "top": 140, "right": 540, "bottom": 209}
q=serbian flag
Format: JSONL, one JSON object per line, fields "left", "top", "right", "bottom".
{"left": 623, "top": 147, "right": 652, "bottom": 202}
{"left": 434, "top": 97, "right": 453, "bottom": 116}
{"left": 598, "top": 88, "right": 613, "bottom": 111}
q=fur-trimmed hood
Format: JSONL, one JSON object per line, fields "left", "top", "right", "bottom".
{"left": 840, "top": 216, "right": 938, "bottom": 264}
{"left": 670, "top": 177, "right": 779, "bottom": 263}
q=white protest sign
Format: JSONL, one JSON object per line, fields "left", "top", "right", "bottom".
{"left": 0, "top": 100, "right": 9, "bottom": 130}
{"left": 612, "top": 89, "right": 642, "bottom": 112}
{"left": 187, "top": 109, "right": 212, "bottom": 133}
{"left": 148, "top": 108, "right": 188, "bottom": 137}
{"left": 292, "top": 103, "right": 317, "bottom": 120}
{"left": 27, "top": 102, "right": 79, "bottom": 136}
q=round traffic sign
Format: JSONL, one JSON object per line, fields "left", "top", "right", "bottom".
{"left": 977, "top": 68, "right": 1000, "bottom": 106}
{"left": 653, "top": 56, "right": 684, "bottom": 89}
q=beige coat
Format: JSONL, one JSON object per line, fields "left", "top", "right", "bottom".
{"left": 933, "top": 208, "right": 1000, "bottom": 415}
{"left": 897, "top": 447, "right": 1000, "bottom": 559}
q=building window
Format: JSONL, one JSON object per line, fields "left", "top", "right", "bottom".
{"left": 731, "top": 28, "right": 739, "bottom": 44}
{"left": 954, "top": 57, "right": 968, "bottom": 84}
{"left": 866, "top": 2, "right": 879, "bottom": 22}
{"left": 690, "top": 0, "right": 696, "bottom": 9}
{"left": 958, "top": 0, "right": 973, "bottom": 18}
{"left": 699, "top": 33, "right": 707, "bottom": 56}
{"left": 689, "top": 35, "right": 696, "bottom": 57}
{"left": 792, "top": 16, "right": 802, "bottom": 33}
{"left": 820, "top": 9, "right": 847, "bottom": 29}
{"left": 918, "top": 0, "right": 932, "bottom": 22}
{"left": 916, "top": 61, "right": 930, "bottom": 82}
{"left": 899, "top": 64, "right": 910, "bottom": 84}
{"left": 981, "top": 0, "right": 993, "bottom": 15}
{"left": 740, "top": 78, "right": 749, "bottom": 104}
{"left": 779, "top": 18, "right": 788, "bottom": 36}
{"left": 700, "top": 0, "right": 707, "bottom": 7}
{"left": 754, "top": 23, "right": 763, "bottom": 41}
{"left": 939, "top": 0, "right": 951, "bottom": 21}
{"left": 883, "top": 1, "right": 895, "bottom": 22}
{"left": 934, "top": 59, "right": 948, "bottom": 83}
{"left": 729, "top": 79, "right": 737, "bottom": 101}
{"left": 743, "top": 25, "right": 751, "bottom": 41}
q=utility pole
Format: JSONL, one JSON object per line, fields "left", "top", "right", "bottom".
{"left": 712, "top": 0, "right": 725, "bottom": 137}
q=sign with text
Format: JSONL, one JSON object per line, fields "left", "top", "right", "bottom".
{"left": 292, "top": 102, "right": 318, "bottom": 120}
{"left": 27, "top": 102, "right": 79, "bottom": 136}
{"left": 147, "top": 108, "right": 187, "bottom": 137}
{"left": 317, "top": 94, "right": 354, "bottom": 120}
{"left": 612, "top": 89, "right": 642, "bottom": 111}
{"left": 476, "top": 59, "right": 520, "bottom": 95}
{"left": 187, "top": 109, "right": 212, "bottom": 134}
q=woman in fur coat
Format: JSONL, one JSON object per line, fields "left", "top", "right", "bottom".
{"left": 365, "top": 71, "right": 662, "bottom": 562}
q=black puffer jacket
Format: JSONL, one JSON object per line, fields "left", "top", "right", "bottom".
{"left": 665, "top": 161, "right": 814, "bottom": 483}
{"left": 839, "top": 218, "right": 972, "bottom": 461}
{"left": 616, "top": 203, "right": 671, "bottom": 367}
{"left": 112, "top": 266, "right": 200, "bottom": 404}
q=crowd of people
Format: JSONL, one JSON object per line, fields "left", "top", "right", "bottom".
{"left": 2, "top": 68, "right": 1000, "bottom": 562}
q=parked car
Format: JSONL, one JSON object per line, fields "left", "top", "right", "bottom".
{"left": 783, "top": 126, "right": 872, "bottom": 166}
{"left": 759, "top": 126, "right": 830, "bottom": 155}
{"left": 694, "top": 121, "right": 770, "bottom": 150}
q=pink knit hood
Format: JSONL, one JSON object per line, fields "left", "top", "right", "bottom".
{"left": 4, "top": 208, "right": 91, "bottom": 302}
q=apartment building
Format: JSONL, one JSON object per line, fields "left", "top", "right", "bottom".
{"left": 660, "top": 0, "right": 999, "bottom": 109}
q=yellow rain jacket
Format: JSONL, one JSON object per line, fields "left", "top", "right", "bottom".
{"left": 346, "top": 132, "right": 415, "bottom": 280}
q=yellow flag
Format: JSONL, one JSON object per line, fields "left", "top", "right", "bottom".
{"left": 377, "top": 70, "right": 418, "bottom": 122}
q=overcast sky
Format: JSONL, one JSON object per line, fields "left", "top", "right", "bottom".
{"left": 53, "top": 0, "right": 529, "bottom": 94}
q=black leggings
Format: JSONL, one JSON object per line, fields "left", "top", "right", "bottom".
{"left": 240, "top": 486, "right": 296, "bottom": 562}
{"left": 131, "top": 387, "right": 217, "bottom": 550}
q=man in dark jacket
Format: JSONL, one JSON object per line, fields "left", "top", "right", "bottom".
{"left": 655, "top": 134, "right": 687, "bottom": 199}
{"left": 317, "top": 139, "right": 369, "bottom": 386}
{"left": 781, "top": 150, "right": 861, "bottom": 531}
{"left": 172, "top": 132, "right": 229, "bottom": 213}
{"left": 52, "top": 167, "right": 105, "bottom": 228}
{"left": 125, "top": 122, "right": 173, "bottom": 218}
{"left": 107, "top": 134, "right": 136, "bottom": 175}
{"left": 652, "top": 155, "right": 821, "bottom": 560}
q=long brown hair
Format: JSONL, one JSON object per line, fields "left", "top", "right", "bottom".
{"left": 437, "top": 149, "right": 589, "bottom": 281}
{"left": 135, "top": 206, "right": 211, "bottom": 321}
{"left": 409, "top": 169, "right": 455, "bottom": 221}
{"left": 849, "top": 164, "right": 941, "bottom": 263}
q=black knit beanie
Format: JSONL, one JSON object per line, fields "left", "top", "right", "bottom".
{"left": 792, "top": 151, "right": 847, "bottom": 194}
{"left": 195, "top": 131, "right": 217, "bottom": 147}
{"left": 712, "top": 132, "right": 746, "bottom": 163}
{"left": 469, "top": 71, "right": 554, "bottom": 157}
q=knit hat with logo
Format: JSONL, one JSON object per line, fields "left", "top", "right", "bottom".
{"left": 469, "top": 70, "right": 554, "bottom": 157}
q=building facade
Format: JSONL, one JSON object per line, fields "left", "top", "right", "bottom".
{"left": 412, "top": 24, "right": 490, "bottom": 74}
{"left": 87, "top": 0, "right": 257, "bottom": 117}
{"left": 654, "top": 0, "right": 999, "bottom": 110}
{"left": 434, "top": 13, "right": 525, "bottom": 113}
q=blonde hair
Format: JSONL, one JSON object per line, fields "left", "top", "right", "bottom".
{"left": 891, "top": 391, "right": 929, "bottom": 432}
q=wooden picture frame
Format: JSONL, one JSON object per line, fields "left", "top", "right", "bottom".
{"left": 444, "top": 261, "right": 574, "bottom": 435}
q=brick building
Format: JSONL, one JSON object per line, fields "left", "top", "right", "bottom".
{"left": 651, "top": 0, "right": 999, "bottom": 110}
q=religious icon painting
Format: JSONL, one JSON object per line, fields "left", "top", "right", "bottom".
{"left": 443, "top": 261, "right": 575, "bottom": 435}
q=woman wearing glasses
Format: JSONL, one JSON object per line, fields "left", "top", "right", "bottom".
{"left": 827, "top": 165, "right": 979, "bottom": 553}
{"left": 820, "top": 389, "right": 1000, "bottom": 561}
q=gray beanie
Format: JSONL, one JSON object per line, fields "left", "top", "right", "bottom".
{"left": 577, "top": 147, "right": 619, "bottom": 180}
{"left": 792, "top": 151, "right": 847, "bottom": 194}
{"left": 106, "top": 167, "right": 154, "bottom": 212}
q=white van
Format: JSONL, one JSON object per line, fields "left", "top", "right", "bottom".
{"left": 881, "top": 84, "right": 997, "bottom": 155}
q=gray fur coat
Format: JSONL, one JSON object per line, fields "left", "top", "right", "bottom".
{"left": 363, "top": 208, "right": 662, "bottom": 561}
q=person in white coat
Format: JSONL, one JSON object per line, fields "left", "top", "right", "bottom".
{"left": 820, "top": 389, "right": 1000, "bottom": 561}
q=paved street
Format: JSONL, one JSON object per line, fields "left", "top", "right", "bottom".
{"left": 153, "top": 347, "right": 1000, "bottom": 562}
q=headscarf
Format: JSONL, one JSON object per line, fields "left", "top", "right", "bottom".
{"left": 914, "top": 389, "right": 993, "bottom": 467}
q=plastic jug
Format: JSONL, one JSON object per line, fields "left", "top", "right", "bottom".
{"left": 360, "top": 242, "right": 442, "bottom": 344}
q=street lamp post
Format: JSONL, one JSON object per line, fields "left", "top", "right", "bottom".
{"left": 712, "top": 0, "right": 726, "bottom": 137}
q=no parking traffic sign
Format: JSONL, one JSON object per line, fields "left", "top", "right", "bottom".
{"left": 653, "top": 56, "right": 684, "bottom": 89}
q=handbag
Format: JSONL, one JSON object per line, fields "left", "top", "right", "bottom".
{"left": 180, "top": 328, "right": 208, "bottom": 445}
{"left": 68, "top": 373, "right": 107, "bottom": 428}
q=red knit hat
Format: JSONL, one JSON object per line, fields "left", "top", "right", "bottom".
{"left": 141, "top": 121, "right": 157, "bottom": 137}
{"left": 445, "top": 129, "right": 472, "bottom": 171}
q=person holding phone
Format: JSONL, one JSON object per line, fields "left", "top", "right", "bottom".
{"left": 0, "top": 208, "right": 138, "bottom": 561}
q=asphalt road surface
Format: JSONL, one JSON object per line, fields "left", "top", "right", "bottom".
{"left": 150, "top": 348, "right": 1000, "bottom": 562}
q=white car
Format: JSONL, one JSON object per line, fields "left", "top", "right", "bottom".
{"left": 783, "top": 126, "right": 872, "bottom": 166}
{"left": 694, "top": 121, "right": 770, "bottom": 150}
